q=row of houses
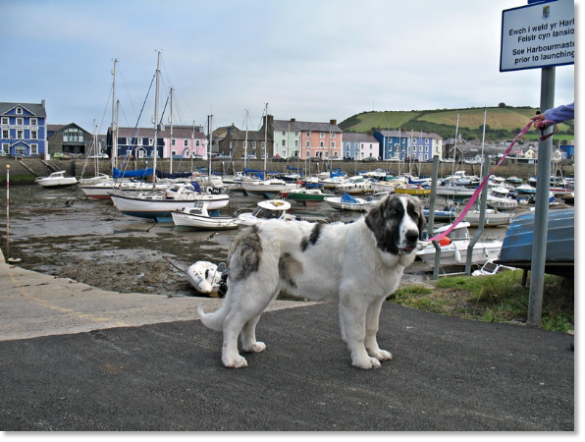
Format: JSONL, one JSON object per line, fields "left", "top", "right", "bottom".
{"left": 7, "top": 100, "right": 570, "bottom": 162}
{"left": 1, "top": 100, "right": 447, "bottom": 162}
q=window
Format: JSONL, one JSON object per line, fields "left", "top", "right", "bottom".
{"left": 16, "top": 118, "right": 23, "bottom": 125}
{"left": 306, "top": 131, "right": 310, "bottom": 137}
{"left": 2, "top": 130, "right": 8, "bottom": 138}
{"left": 252, "top": 141, "right": 256, "bottom": 148}
{"left": 332, "top": 142, "right": 335, "bottom": 148}
{"left": 31, "top": 130, "right": 37, "bottom": 139}
{"left": 15, "top": 145, "right": 26, "bottom": 155}
{"left": 31, "top": 144, "right": 38, "bottom": 154}
{"left": 281, "top": 140, "right": 286, "bottom": 147}
{"left": 294, "top": 131, "right": 299, "bottom": 136}
{"left": 332, "top": 133, "right": 336, "bottom": 138}
{"left": 294, "top": 140, "right": 298, "bottom": 147}
{"left": 17, "top": 130, "right": 23, "bottom": 138}
{"left": 184, "top": 139, "right": 188, "bottom": 147}
{"left": 320, "top": 141, "right": 324, "bottom": 148}
{"left": 306, "top": 150, "right": 310, "bottom": 157}
{"left": 149, "top": 138, "right": 153, "bottom": 146}
{"left": 16, "top": 107, "right": 22, "bottom": 114}
{"left": 171, "top": 139, "right": 176, "bottom": 146}
{"left": 1, "top": 117, "right": 8, "bottom": 125}
{"left": 2, "top": 144, "right": 9, "bottom": 153}
{"left": 320, "top": 132, "right": 325, "bottom": 138}
{"left": 261, "top": 141, "right": 265, "bottom": 149}
{"left": 30, "top": 118, "right": 37, "bottom": 126}
{"left": 325, "top": 152, "right": 329, "bottom": 158}
{"left": 306, "top": 141, "right": 310, "bottom": 148}
{"left": 282, "top": 131, "right": 286, "bottom": 136}
{"left": 196, "top": 140, "right": 200, "bottom": 147}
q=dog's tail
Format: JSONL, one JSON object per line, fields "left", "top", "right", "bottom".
{"left": 197, "top": 303, "right": 228, "bottom": 331}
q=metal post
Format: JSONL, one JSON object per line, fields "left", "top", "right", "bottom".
{"left": 5, "top": 165, "right": 9, "bottom": 260}
{"left": 428, "top": 156, "right": 441, "bottom": 280}
{"left": 528, "top": 66, "right": 555, "bottom": 326}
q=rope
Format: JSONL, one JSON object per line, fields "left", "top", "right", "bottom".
{"left": 427, "top": 119, "right": 557, "bottom": 243}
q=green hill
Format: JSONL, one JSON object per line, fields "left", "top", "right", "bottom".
{"left": 339, "top": 106, "right": 574, "bottom": 142}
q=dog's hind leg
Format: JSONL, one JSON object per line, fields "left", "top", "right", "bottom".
{"left": 364, "top": 297, "right": 392, "bottom": 361}
{"left": 339, "top": 293, "right": 382, "bottom": 370}
{"left": 240, "top": 313, "right": 266, "bottom": 353}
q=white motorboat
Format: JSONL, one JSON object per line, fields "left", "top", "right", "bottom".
{"left": 362, "top": 168, "right": 387, "bottom": 179}
{"left": 335, "top": 175, "right": 375, "bottom": 195}
{"left": 463, "top": 209, "right": 514, "bottom": 227}
{"left": 171, "top": 201, "right": 238, "bottom": 230}
{"left": 487, "top": 187, "right": 518, "bottom": 211}
{"left": 515, "top": 183, "right": 537, "bottom": 195}
{"left": 416, "top": 222, "right": 503, "bottom": 267}
{"left": 435, "top": 185, "right": 476, "bottom": 199}
{"left": 242, "top": 178, "right": 299, "bottom": 198}
{"left": 35, "top": 171, "right": 78, "bottom": 187}
{"left": 234, "top": 199, "right": 295, "bottom": 226}
{"left": 324, "top": 192, "right": 369, "bottom": 211}
{"left": 187, "top": 261, "right": 228, "bottom": 296}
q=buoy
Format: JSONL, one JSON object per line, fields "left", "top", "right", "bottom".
{"left": 439, "top": 237, "right": 451, "bottom": 247}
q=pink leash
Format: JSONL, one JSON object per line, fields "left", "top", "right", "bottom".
{"left": 427, "top": 119, "right": 557, "bottom": 242}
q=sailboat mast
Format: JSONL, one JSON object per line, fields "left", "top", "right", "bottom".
{"left": 111, "top": 59, "right": 118, "bottom": 173}
{"left": 207, "top": 115, "right": 213, "bottom": 187}
{"left": 452, "top": 113, "right": 460, "bottom": 176}
{"left": 152, "top": 51, "right": 161, "bottom": 190}
{"left": 244, "top": 109, "right": 249, "bottom": 170}
{"left": 480, "top": 109, "right": 487, "bottom": 178}
{"left": 263, "top": 103, "right": 268, "bottom": 180}
{"left": 169, "top": 87, "right": 174, "bottom": 175}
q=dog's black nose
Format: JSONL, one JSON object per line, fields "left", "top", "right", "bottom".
{"left": 405, "top": 230, "right": 419, "bottom": 245}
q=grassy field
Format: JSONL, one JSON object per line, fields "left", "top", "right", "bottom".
{"left": 339, "top": 106, "right": 574, "bottom": 141}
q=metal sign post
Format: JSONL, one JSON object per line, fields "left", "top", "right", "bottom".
{"left": 500, "top": 0, "right": 574, "bottom": 326}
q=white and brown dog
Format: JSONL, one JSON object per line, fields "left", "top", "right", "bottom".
{"left": 198, "top": 194, "right": 426, "bottom": 369}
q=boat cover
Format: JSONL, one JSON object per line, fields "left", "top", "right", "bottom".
{"left": 113, "top": 167, "right": 153, "bottom": 179}
{"left": 340, "top": 192, "right": 358, "bottom": 203}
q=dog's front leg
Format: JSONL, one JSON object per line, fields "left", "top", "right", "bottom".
{"left": 364, "top": 297, "right": 392, "bottom": 361}
{"left": 339, "top": 295, "right": 382, "bottom": 370}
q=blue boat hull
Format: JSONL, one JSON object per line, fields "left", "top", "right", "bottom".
{"left": 496, "top": 208, "right": 574, "bottom": 278}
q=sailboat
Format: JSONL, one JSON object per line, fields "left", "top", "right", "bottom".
{"left": 110, "top": 52, "right": 230, "bottom": 220}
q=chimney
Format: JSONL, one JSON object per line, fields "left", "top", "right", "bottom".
{"left": 330, "top": 119, "right": 337, "bottom": 125}
{"left": 290, "top": 118, "right": 296, "bottom": 122}
{"left": 41, "top": 99, "right": 45, "bottom": 108}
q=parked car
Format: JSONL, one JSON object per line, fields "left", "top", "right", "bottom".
{"left": 53, "top": 152, "right": 70, "bottom": 159}
{"left": 88, "top": 153, "right": 109, "bottom": 159}
{"left": 362, "top": 156, "right": 378, "bottom": 162}
{"left": 212, "top": 154, "right": 232, "bottom": 161}
{"left": 310, "top": 156, "right": 322, "bottom": 162}
{"left": 287, "top": 155, "right": 301, "bottom": 161}
{"left": 269, "top": 156, "right": 285, "bottom": 162}
{"left": 246, "top": 154, "right": 257, "bottom": 160}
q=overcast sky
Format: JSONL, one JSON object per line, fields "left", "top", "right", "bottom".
{"left": 1, "top": 0, "right": 577, "bottom": 134}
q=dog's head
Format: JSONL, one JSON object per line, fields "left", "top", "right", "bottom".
{"left": 365, "top": 194, "right": 426, "bottom": 255}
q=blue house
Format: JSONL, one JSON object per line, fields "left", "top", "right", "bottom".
{"left": 375, "top": 130, "right": 443, "bottom": 161}
{"left": 342, "top": 132, "right": 380, "bottom": 160}
{"left": 0, "top": 101, "right": 47, "bottom": 157}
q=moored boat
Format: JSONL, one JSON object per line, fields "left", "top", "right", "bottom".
{"left": 234, "top": 199, "right": 294, "bottom": 225}
{"left": 280, "top": 188, "right": 334, "bottom": 205}
{"left": 35, "top": 171, "right": 78, "bottom": 187}
{"left": 171, "top": 202, "right": 238, "bottom": 230}
{"left": 187, "top": 261, "right": 228, "bottom": 296}
{"left": 324, "top": 192, "right": 369, "bottom": 211}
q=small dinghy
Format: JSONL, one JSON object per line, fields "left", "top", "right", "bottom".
{"left": 187, "top": 261, "right": 228, "bottom": 297}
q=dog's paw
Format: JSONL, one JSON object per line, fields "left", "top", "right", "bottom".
{"left": 243, "top": 341, "right": 266, "bottom": 353}
{"left": 352, "top": 357, "right": 382, "bottom": 370}
{"left": 222, "top": 354, "right": 248, "bottom": 368}
{"left": 369, "top": 349, "right": 393, "bottom": 361}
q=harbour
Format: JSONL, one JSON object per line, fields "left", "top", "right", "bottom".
{"left": 0, "top": 180, "right": 535, "bottom": 299}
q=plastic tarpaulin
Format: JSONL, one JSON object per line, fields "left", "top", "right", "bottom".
{"left": 112, "top": 167, "right": 153, "bottom": 179}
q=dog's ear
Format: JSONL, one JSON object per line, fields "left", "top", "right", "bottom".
{"left": 417, "top": 203, "right": 427, "bottom": 239}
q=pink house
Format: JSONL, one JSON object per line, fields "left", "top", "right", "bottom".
{"left": 162, "top": 125, "right": 207, "bottom": 158}
{"left": 273, "top": 118, "right": 342, "bottom": 160}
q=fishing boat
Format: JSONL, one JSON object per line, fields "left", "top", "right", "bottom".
{"left": 335, "top": 175, "right": 375, "bottom": 195}
{"left": 234, "top": 199, "right": 294, "bottom": 225}
{"left": 423, "top": 207, "right": 457, "bottom": 223}
{"left": 35, "top": 171, "right": 78, "bottom": 187}
{"left": 416, "top": 222, "right": 503, "bottom": 268}
{"left": 324, "top": 192, "right": 369, "bottom": 211}
{"left": 463, "top": 209, "right": 514, "bottom": 227}
{"left": 487, "top": 187, "right": 518, "bottom": 211}
{"left": 496, "top": 207, "right": 574, "bottom": 279}
{"left": 280, "top": 188, "right": 334, "bottom": 205}
{"left": 187, "top": 261, "right": 228, "bottom": 296}
{"left": 395, "top": 184, "right": 431, "bottom": 196}
{"left": 171, "top": 201, "right": 238, "bottom": 230}
{"left": 242, "top": 178, "right": 299, "bottom": 198}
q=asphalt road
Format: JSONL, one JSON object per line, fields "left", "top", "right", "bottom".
{"left": 0, "top": 249, "right": 574, "bottom": 431}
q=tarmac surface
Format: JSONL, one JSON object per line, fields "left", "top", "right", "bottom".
{"left": 0, "top": 250, "right": 575, "bottom": 431}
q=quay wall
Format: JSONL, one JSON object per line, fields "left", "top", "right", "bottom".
{"left": 0, "top": 157, "right": 574, "bottom": 186}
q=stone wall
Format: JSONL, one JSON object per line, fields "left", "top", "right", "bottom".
{"left": 0, "top": 157, "right": 574, "bottom": 185}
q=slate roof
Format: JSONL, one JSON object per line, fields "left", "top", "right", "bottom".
{"left": 341, "top": 132, "right": 378, "bottom": 143}
{"left": 0, "top": 102, "right": 47, "bottom": 117}
{"left": 273, "top": 119, "right": 342, "bottom": 133}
